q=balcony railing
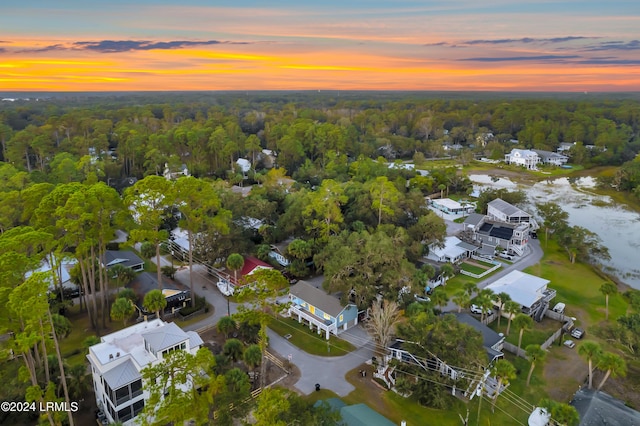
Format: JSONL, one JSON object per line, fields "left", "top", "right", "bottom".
{"left": 290, "top": 305, "right": 337, "bottom": 335}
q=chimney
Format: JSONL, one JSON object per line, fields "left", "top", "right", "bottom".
{"left": 116, "top": 352, "right": 120, "bottom": 357}
{"left": 109, "top": 354, "right": 113, "bottom": 360}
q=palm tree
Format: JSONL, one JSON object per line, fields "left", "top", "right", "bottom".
{"left": 504, "top": 301, "right": 521, "bottom": 336}
{"left": 478, "top": 289, "right": 495, "bottom": 322}
{"left": 490, "top": 359, "right": 517, "bottom": 412}
{"left": 525, "top": 344, "right": 547, "bottom": 386}
{"left": 223, "top": 338, "right": 244, "bottom": 362}
{"left": 440, "top": 264, "right": 455, "bottom": 284}
{"left": 109, "top": 264, "right": 136, "bottom": 293}
{"left": 599, "top": 282, "right": 617, "bottom": 320}
{"left": 243, "top": 344, "right": 262, "bottom": 376}
{"left": 463, "top": 281, "right": 477, "bottom": 297}
{"left": 495, "top": 292, "right": 511, "bottom": 327}
{"left": 430, "top": 287, "right": 449, "bottom": 312}
{"left": 217, "top": 316, "right": 237, "bottom": 339}
{"left": 143, "top": 289, "right": 167, "bottom": 319}
{"left": 452, "top": 289, "right": 471, "bottom": 313}
{"left": 596, "top": 352, "right": 627, "bottom": 391}
{"left": 226, "top": 253, "right": 244, "bottom": 316}
{"left": 66, "top": 364, "right": 91, "bottom": 400}
{"left": 110, "top": 297, "right": 135, "bottom": 327}
{"left": 512, "top": 314, "right": 534, "bottom": 355}
{"left": 578, "top": 341, "right": 602, "bottom": 389}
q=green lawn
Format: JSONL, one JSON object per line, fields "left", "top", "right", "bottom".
{"left": 459, "top": 262, "right": 487, "bottom": 275}
{"left": 489, "top": 317, "right": 559, "bottom": 349}
{"left": 268, "top": 317, "right": 356, "bottom": 356}
{"left": 524, "top": 237, "right": 629, "bottom": 325}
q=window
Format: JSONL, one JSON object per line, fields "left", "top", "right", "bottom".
{"left": 339, "top": 315, "right": 343, "bottom": 322}
{"left": 323, "top": 313, "right": 330, "bottom": 320}
{"left": 130, "top": 379, "right": 143, "bottom": 398}
{"left": 132, "top": 399, "right": 144, "bottom": 417}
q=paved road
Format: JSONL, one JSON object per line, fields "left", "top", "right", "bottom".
{"left": 267, "top": 325, "right": 374, "bottom": 396}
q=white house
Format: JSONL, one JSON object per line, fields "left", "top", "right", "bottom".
{"left": 485, "top": 271, "right": 556, "bottom": 321}
{"left": 504, "top": 149, "right": 539, "bottom": 169}
{"left": 431, "top": 198, "right": 475, "bottom": 216}
{"left": 426, "top": 236, "right": 478, "bottom": 264}
{"left": 487, "top": 198, "right": 536, "bottom": 226}
{"left": 533, "top": 150, "right": 569, "bottom": 166}
{"left": 87, "top": 319, "right": 203, "bottom": 425}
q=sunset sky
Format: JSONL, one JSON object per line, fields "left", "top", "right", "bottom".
{"left": 2, "top": 0, "right": 640, "bottom": 92}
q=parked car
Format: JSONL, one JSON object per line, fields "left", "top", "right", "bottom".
{"left": 470, "top": 304, "right": 492, "bottom": 315}
{"left": 498, "top": 253, "right": 514, "bottom": 261}
{"left": 571, "top": 328, "right": 585, "bottom": 339}
{"left": 531, "top": 231, "right": 538, "bottom": 239}
{"left": 414, "top": 294, "right": 431, "bottom": 303}
{"left": 552, "top": 302, "right": 566, "bottom": 314}
{"left": 563, "top": 339, "right": 576, "bottom": 349}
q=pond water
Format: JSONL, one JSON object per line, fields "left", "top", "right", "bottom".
{"left": 470, "top": 174, "right": 640, "bottom": 289}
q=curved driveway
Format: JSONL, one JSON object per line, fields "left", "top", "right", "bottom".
{"left": 267, "top": 326, "right": 374, "bottom": 396}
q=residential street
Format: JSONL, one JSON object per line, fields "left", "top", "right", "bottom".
{"left": 142, "top": 230, "right": 543, "bottom": 398}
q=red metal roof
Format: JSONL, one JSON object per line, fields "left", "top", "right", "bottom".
{"left": 240, "top": 256, "right": 272, "bottom": 277}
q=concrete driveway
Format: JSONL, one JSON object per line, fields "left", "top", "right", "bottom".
{"left": 267, "top": 325, "right": 375, "bottom": 396}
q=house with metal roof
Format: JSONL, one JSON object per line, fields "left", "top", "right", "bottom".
{"left": 570, "top": 389, "right": 640, "bottom": 426}
{"left": 87, "top": 319, "right": 203, "bottom": 425}
{"left": 487, "top": 198, "right": 535, "bottom": 226}
{"left": 426, "top": 236, "right": 478, "bottom": 264}
{"left": 288, "top": 280, "right": 358, "bottom": 339}
{"left": 454, "top": 313, "right": 505, "bottom": 363}
{"left": 533, "top": 149, "right": 569, "bottom": 166}
{"left": 460, "top": 199, "right": 537, "bottom": 256}
{"left": 431, "top": 198, "right": 475, "bottom": 216}
{"left": 485, "top": 271, "right": 556, "bottom": 321}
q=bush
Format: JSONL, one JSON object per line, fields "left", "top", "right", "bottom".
{"left": 140, "top": 241, "right": 155, "bottom": 258}
{"left": 179, "top": 295, "right": 207, "bottom": 317}
{"left": 106, "top": 242, "right": 120, "bottom": 251}
{"left": 161, "top": 265, "right": 177, "bottom": 279}
{"left": 160, "top": 242, "right": 170, "bottom": 255}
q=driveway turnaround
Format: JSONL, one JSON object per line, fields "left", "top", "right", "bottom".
{"left": 267, "top": 326, "right": 375, "bottom": 396}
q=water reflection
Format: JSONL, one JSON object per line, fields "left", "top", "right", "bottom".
{"left": 470, "top": 174, "right": 640, "bottom": 289}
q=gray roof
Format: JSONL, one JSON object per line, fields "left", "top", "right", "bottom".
{"left": 457, "top": 241, "right": 479, "bottom": 252}
{"left": 478, "top": 245, "right": 496, "bottom": 256}
{"left": 488, "top": 198, "right": 522, "bottom": 216}
{"left": 142, "top": 321, "right": 189, "bottom": 352}
{"left": 102, "top": 359, "right": 141, "bottom": 389}
{"left": 455, "top": 313, "right": 504, "bottom": 361}
{"left": 103, "top": 250, "right": 144, "bottom": 269}
{"left": 289, "top": 281, "right": 351, "bottom": 317}
{"left": 571, "top": 389, "right": 640, "bottom": 426}
{"left": 533, "top": 149, "right": 568, "bottom": 160}
{"left": 187, "top": 331, "right": 203, "bottom": 349}
{"left": 464, "top": 213, "right": 485, "bottom": 227}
